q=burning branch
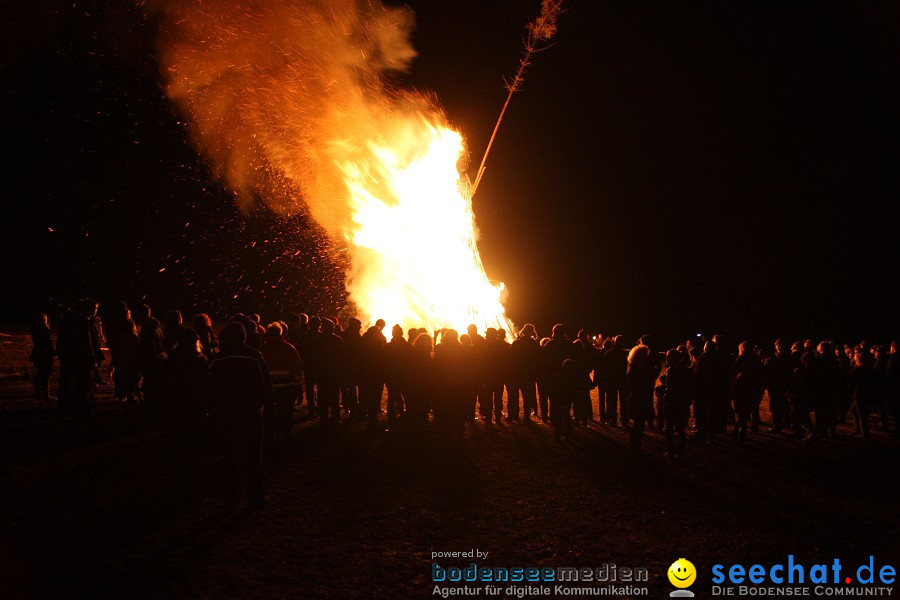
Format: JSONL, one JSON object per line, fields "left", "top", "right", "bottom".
{"left": 471, "top": 0, "right": 563, "bottom": 197}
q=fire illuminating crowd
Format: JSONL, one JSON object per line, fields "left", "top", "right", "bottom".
{"left": 30, "top": 300, "right": 900, "bottom": 508}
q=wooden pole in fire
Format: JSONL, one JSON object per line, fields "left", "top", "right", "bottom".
{"left": 471, "top": 0, "right": 563, "bottom": 198}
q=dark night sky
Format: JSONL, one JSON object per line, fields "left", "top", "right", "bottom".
{"left": 1, "top": 0, "right": 898, "bottom": 345}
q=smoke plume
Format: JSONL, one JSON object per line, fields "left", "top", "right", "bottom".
{"left": 153, "top": 0, "right": 425, "bottom": 222}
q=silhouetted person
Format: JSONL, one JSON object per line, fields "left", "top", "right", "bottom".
{"left": 550, "top": 359, "right": 578, "bottom": 441}
{"left": 483, "top": 328, "right": 506, "bottom": 424}
{"left": 792, "top": 339, "right": 820, "bottom": 438}
{"left": 836, "top": 344, "right": 853, "bottom": 424}
{"left": 730, "top": 341, "right": 763, "bottom": 442}
{"left": 709, "top": 335, "right": 733, "bottom": 434}
{"left": 434, "top": 329, "right": 467, "bottom": 440}
{"left": 406, "top": 333, "right": 435, "bottom": 431}
{"left": 56, "top": 300, "right": 95, "bottom": 417}
{"left": 262, "top": 323, "right": 303, "bottom": 441}
{"left": 85, "top": 300, "right": 105, "bottom": 386}
{"left": 595, "top": 338, "right": 615, "bottom": 424}
{"left": 661, "top": 349, "right": 691, "bottom": 458}
{"left": 873, "top": 345, "right": 890, "bottom": 430}
{"left": 298, "top": 314, "right": 320, "bottom": 416}
{"left": 543, "top": 324, "right": 572, "bottom": 372}
{"left": 385, "top": 324, "right": 412, "bottom": 430}
{"left": 537, "top": 336, "right": 552, "bottom": 422}
{"left": 110, "top": 314, "right": 141, "bottom": 404}
{"left": 193, "top": 313, "right": 218, "bottom": 357}
{"left": 498, "top": 328, "right": 515, "bottom": 414}
{"left": 887, "top": 341, "right": 899, "bottom": 437}
{"left": 809, "top": 341, "right": 840, "bottom": 438}
{"left": 627, "top": 344, "right": 656, "bottom": 454}
{"left": 317, "top": 318, "right": 346, "bottom": 426}
{"left": 162, "top": 309, "right": 184, "bottom": 354}
{"left": 159, "top": 328, "right": 209, "bottom": 507}
{"left": 340, "top": 318, "right": 362, "bottom": 419}
{"left": 508, "top": 324, "right": 541, "bottom": 422}
{"left": 639, "top": 334, "right": 663, "bottom": 428}
{"left": 847, "top": 348, "right": 877, "bottom": 438}
{"left": 466, "top": 324, "right": 489, "bottom": 421}
{"left": 459, "top": 332, "right": 480, "bottom": 422}
{"left": 245, "top": 314, "right": 264, "bottom": 350}
{"left": 604, "top": 335, "right": 629, "bottom": 426}
{"left": 542, "top": 323, "right": 574, "bottom": 425}
{"left": 577, "top": 330, "right": 598, "bottom": 422}
{"left": 691, "top": 340, "right": 720, "bottom": 443}
{"left": 764, "top": 339, "right": 791, "bottom": 433}
{"left": 571, "top": 338, "right": 594, "bottom": 427}
{"left": 209, "top": 322, "right": 269, "bottom": 509}
{"left": 359, "top": 321, "right": 386, "bottom": 427}
{"left": 30, "top": 313, "right": 55, "bottom": 401}
{"left": 286, "top": 313, "right": 305, "bottom": 347}
{"left": 137, "top": 307, "right": 164, "bottom": 419}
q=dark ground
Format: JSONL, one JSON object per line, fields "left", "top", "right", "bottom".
{"left": 1, "top": 330, "right": 898, "bottom": 599}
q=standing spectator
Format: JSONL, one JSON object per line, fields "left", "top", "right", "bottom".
{"left": 886, "top": 341, "right": 899, "bottom": 437}
{"left": 159, "top": 329, "right": 209, "bottom": 507}
{"left": 873, "top": 345, "right": 890, "bottom": 430}
{"left": 209, "top": 322, "right": 270, "bottom": 509}
{"left": 730, "top": 341, "right": 764, "bottom": 442}
{"left": 340, "top": 318, "right": 363, "bottom": 419}
{"left": 764, "top": 339, "right": 791, "bottom": 433}
{"left": 661, "top": 349, "right": 692, "bottom": 459}
{"left": 105, "top": 302, "right": 141, "bottom": 404}
{"left": 405, "top": 333, "right": 435, "bottom": 431}
{"left": 508, "top": 324, "right": 541, "bottom": 422}
{"left": 627, "top": 344, "right": 656, "bottom": 454}
{"left": 847, "top": 348, "right": 877, "bottom": 438}
{"left": 498, "top": 328, "right": 515, "bottom": 419}
{"left": 29, "top": 313, "right": 55, "bottom": 401}
{"left": 384, "top": 324, "right": 412, "bottom": 430}
{"left": 550, "top": 359, "right": 578, "bottom": 441}
{"left": 112, "top": 318, "right": 141, "bottom": 404}
{"left": 87, "top": 300, "right": 106, "bottom": 386}
{"left": 162, "top": 310, "right": 184, "bottom": 354}
{"left": 193, "top": 313, "right": 218, "bottom": 358}
{"left": 605, "top": 335, "right": 629, "bottom": 426}
{"left": 298, "top": 315, "right": 320, "bottom": 417}
{"left": 56, "top": 300, "right": 95, "bottom": 417}
{"left": 317, "top": 318, "right": 346, "bottom": 426}
{"left": 536, "top": 337, "right": 553, "bottom": 423}
{"left": 692, "top": 340, "right": 728, "bottom": 444}
{"left": 465, "top": 324, "right": 489, "bottom": 422}
{"left": 137, "top": 307, "right": 164, "bottom": 419}
{"left": 571, "top": 338, "right": 594, "bottom": 427}
{"left": 433, "top": 330, "right": 467, "bottom": 440}
{"left": 594, "top": 339, "right": 614, "bottom": 424}
{"left": 262, "top": 323, "right": 303, "bottom": 441}
{"left": 483, "top": 328, "right": 506, "bottom": 424}
{"left": 359, "top": 321, "right": 386, "bottom": 427}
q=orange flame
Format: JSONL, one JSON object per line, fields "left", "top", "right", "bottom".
{"left": 152, "top": 0, "right": 512, "bottom": 332}
{"left": 338, "top": 113, "right": 510, "bottom": 332}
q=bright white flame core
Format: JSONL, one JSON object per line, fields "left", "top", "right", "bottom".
{"left": 338, "top": 114, "right": 511, "bottom": 333}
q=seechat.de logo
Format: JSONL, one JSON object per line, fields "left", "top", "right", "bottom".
{"left": 668, "top": 558, "right": 697, "bottom": 598}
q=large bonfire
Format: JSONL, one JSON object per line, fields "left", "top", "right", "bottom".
{"left": 153, "top": 0, "right": 556, "bottom": 332}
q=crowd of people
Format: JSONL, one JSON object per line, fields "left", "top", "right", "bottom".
{"left": 28, "top": 299, "right": 900, "bottom": 507}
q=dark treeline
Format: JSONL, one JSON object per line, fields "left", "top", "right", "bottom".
{"left": 28, "top": 298, "right": 900, "bottom": 509}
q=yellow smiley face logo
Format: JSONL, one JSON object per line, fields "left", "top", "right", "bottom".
{"left": 668, "top": 558, "right": 696, "bottom": 588}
